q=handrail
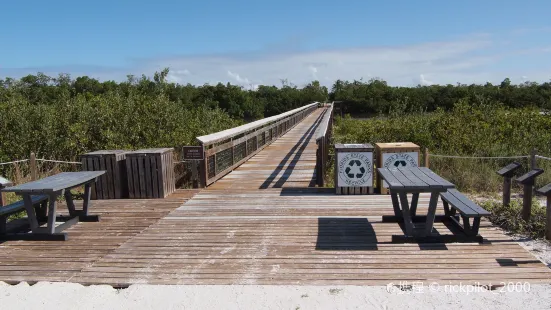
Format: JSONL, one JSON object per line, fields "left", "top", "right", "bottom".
{"left": 198, "top": 102, "right": 319, "bottom": 145}
{"left": 196, "top": 102, "right": 320, "bottom": 187}
{"left": 316, "top": 102, "right": 334, "bottom": 141}
{"left": 315, "top": 102, "right": 334, "bottom": 186}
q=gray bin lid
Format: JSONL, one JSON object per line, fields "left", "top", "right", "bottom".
{"left": 335, "top": 143, "right": 374, "bottom": 151}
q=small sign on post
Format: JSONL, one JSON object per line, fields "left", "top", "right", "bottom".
{"left": 183, "top": 146, "right": 205, "bottom": 188}
{"left": 183, "top": 146, "right": 204, "bottom": 160}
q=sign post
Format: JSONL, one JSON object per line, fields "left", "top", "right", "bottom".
{"left": 183, "top": 146, "right": 205, "bottom": 188}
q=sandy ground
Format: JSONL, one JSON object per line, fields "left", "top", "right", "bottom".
{"left": 1, "top": 282, "right": 551, "bottom": 310}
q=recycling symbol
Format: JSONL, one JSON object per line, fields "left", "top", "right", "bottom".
{"left": 344, "top": 160, "right": 366, "bottom": 179}
{"left": 394, "top": 160, "right": 407, "bottom": 167}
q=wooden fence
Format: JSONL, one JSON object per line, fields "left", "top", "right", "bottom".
{"left": 196, "top": 102, "right": 319, "bottom": 187}
{"left": 315, "top": 103, "right": 334, "bottom": 186}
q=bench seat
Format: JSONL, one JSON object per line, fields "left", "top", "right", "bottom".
{"left": 0, "top": 195, "right": 49, "bottom": 233}
{"left": 440, "top": 189, "right": 490, "bottom": 237}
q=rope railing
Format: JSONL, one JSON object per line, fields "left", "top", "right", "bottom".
{"left": 0, "top": 158, "right": 81, "bottom": 166}
{"left": 536, "top": 155, "right": 551, "bottom": 161}
{"left": 429, "top": 154, "right": 530, "bottom": 159}
{"left": 36, "top": 159, "right": 81, "bottom": 165}
{"left": 0, "top": 159, "right": 29, "bottom": 166}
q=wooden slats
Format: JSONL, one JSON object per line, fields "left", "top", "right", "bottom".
{"left": 0, "top": 112, "right": 550, "bottom": 287}
{"left": 125, "top": 149, "right": 175, "bottom": 199}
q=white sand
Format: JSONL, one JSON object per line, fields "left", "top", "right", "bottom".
{"left": 1, "top": 282, "right": 551, "bottom": 309}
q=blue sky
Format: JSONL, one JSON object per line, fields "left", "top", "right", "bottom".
{"left": 1, "top": 0, "right": 551, "bottom": 86}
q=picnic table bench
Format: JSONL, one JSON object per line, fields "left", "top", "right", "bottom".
{"left": 441, "top": 189, "right": 491, "bottom": 237}
{"left": 378, "top": 167, "right": 490, "bottom": 243}
{"left": 0, "top": 171, "right": 105, "bottom": 241}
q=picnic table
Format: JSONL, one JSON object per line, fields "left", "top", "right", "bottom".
{"left": 1, "top": 171, "right": 105, "bottom": 241}
{"left": 377, "top": 167, "right": 455, "bottom": 242}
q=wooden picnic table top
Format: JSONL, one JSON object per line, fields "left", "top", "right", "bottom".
{"left": 377, "top": 167, "right": 455, "bottom": 192}
{"left": 1, "top": 171, "right": 105, "bottom": 193}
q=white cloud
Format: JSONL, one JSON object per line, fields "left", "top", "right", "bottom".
{"left": 2, "top": 31, "right": 551, "bottom": 87}
{"left": 418, "top": 74, "right": 433, "bottom": 86}
{"left": 308, "top": 65, "right": 318, "bottom": 80}
{"left": 166, "top": 69, "right": 190, "bottom": 83}
{"left": 227, "top": 70, "right": 250, "bottom": 84}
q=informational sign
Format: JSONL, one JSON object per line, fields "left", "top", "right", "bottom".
{"left": 381, "top": 152, "right": 419, "bottom": 187}
{"left": 182, "top": 146, "right": 204, "bottom": 160}
{"left": 337, "top": 152, "right": 373, "bottom": 187}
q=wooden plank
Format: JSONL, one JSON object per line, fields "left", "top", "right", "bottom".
{"left": 132, "top": 157, "right": 140, "bottom": 199}
{"left": 146, "top": 155, "right": 154, "bottom": 199}
{"left": 126, "top": 157, "right": 135, "bottom": 199}
{"left": 151, "top": 154, "right": 159, "bottom": 198}
{"left": 158, "top": 154, "right": 165, "bottom": 198}
{"left": 98, "top": 156, "right": 108, "bottom": 199}
{"left": 138, "top": 156, "right": 146, "bottom": 199}
{"left": 1, "top": 110, "right": 550, "bottom": 287}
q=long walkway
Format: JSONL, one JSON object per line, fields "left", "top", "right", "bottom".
{"left": 208, "top": 108, "right": 326, "bottom": 190}
{"left": 1, "top": 107, "right": 551, "bottom": 286}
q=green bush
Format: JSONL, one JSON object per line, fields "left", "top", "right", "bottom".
{"left": 481, "top": 199, "right": 547, "bottom": 238}
{"left": 333, "top": 101, "right": 551, "bottom": 192}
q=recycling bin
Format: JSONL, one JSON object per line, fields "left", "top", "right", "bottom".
{"left": 375, "top": 142, "right": 420, "bottom": 194}
{"left": 334, "top": 143, "right": 375, "bottom": 195}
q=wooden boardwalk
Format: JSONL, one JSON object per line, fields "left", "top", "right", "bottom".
{"left": 1, "top": 107, "right": 551, "bottom": 286}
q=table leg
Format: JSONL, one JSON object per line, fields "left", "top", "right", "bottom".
{"left": 424, "top": 191, "right": 440, "bottom": 236}
{"left": 398, "top": 192, "right": 414, "bottom": 236}
{"left": 22, "top": 194, "right": 39, "bottom": 233}
{"left": 82, "top": 182, "right": 92, "bottom": 216}
{"left": 46, "top": 192, "right": 60, "bottom": 234}
{"left": 64, "top": 190, "right": 76, "bottom": 216}
{"left": 390, "top": 192, "right": 402, "bottom": 219}
{"left": 410, "top": 193, "right": 419, "bottom": 216}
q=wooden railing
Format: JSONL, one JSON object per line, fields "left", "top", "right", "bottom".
{"left": 196, "top": 102, "right": 319, "bottom": 187}
{"left": 315, "top": 103, "right": 334, "bottom": 186}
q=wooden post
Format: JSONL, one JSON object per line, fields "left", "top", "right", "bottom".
{"left": 531, "top": 148, "right": 537, "bottom": 170}
{"left": 522, "top": 149, "right": 538, "bottom": 221}
{"left": 30, "top": 152, "right": 37, "bottom": 181}
{"left": 547, "top": 195, "right": 551, "bottom": 240}
{"left": 424, "top": 148, "right": 430, "bottom": 168}
{"left": 517, "top": 169, "right": 544, "bottom": 222}
{"left": 199, "top": 145, "right": 207, "bottom": 188}
{"left": 503, "top": 177, "right": 512, "bottom": 207}
{"left": 0, "top": 177, "right": 13, "bottom": 207}
{"left": 522, "top": 184, "right": 532, "bottom": 221}
{"left": 0, "top": 187, "right": 5, "bottom": 207}
{"left": 191, "top": 161, "right": 199, "bottom": 189}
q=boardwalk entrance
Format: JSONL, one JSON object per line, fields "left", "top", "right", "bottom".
{"left": 1, "top": 104, "right": 550, "bottom": 286}
{"left": 209, "top": 108, "right": 326, "bottom": 190}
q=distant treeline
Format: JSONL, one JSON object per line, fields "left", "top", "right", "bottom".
{"left": 2, "top": 68, "right": 551, "bottom": 162}
{"left": 329, "top": 78, "right": 551, "bottom": 115}
{"left": 0, "top": 69, "right": 327, "bottom": 163}
{"left": 0, "top": 68, "right": 328, "bottom": 121}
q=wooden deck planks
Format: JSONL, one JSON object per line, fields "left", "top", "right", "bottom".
{"left": 0, "top": 190, "right": 198, "bottom": 284}
{"left": 207, "top": 108, "right": 325, "bottom": 190}
{"left": 1, "top": 110, "right": 551, "bottom": 287}
{"left": 70, "top": 190, "right": 551, "bottom": 286}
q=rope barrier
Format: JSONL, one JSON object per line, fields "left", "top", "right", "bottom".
{"left": 429, "top": 154, "right": 529, "bottom": 159}
{"left": 536, "top": 155, "right": 551, "bottom": 161}
{"left": 36, "top": 159, "right": 81, "bottom": 165}
{"left": 0, "top": 159, "right": 29, "bottom": 166}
